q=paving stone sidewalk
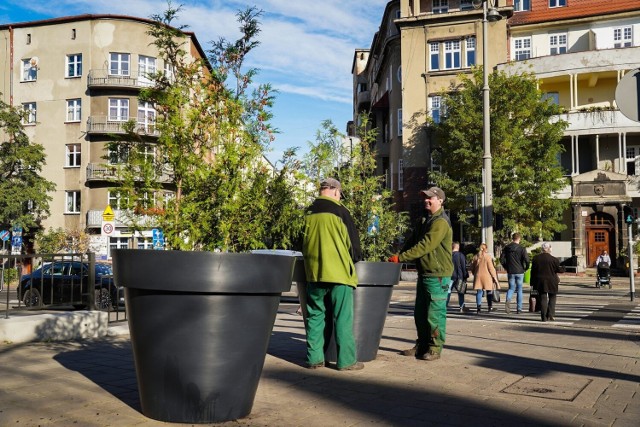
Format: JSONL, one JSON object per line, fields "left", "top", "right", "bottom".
{"left": 0, "top": 289, "right": 638, "bottom": 426}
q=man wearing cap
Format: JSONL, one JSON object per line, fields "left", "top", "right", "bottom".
{"left": 302, "top": 178, "right": 364, "bottom": 371}
{"left": 393, "top": 187, "right": 453, "bottom": 361}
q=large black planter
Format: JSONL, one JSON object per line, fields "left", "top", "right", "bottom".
{"left": 297, "top": 261, "right": 401, "bottom": 363}
{"left": 112, "top": 250, "right": 295, "bottom": 424}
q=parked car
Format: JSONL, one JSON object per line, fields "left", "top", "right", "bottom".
{"left": 18, "top": 261, "right": 118, "bottom": 310}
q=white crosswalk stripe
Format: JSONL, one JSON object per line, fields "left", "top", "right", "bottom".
{"left": 613, "top": 305, "right": 640, "bottom": 329}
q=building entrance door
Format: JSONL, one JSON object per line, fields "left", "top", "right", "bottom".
{"left": 586, "top": 212, "right": 614, "bottom": 267}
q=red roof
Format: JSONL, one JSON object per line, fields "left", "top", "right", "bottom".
{"left": 509, "top": 0, "right": 640, "bottom": 25}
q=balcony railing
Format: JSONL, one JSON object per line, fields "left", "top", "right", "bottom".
{"left": 87, "top": 69, "right": 155, "bottom": 89}
{"left": 86, "top": 116, "right": 160, "bottom": 136}
{"left": 356, "top": 90, "right": 370, "bottom": 107}
{"left": 86, "top": 163, "right": 174, "bottom": 183}
{"left": 86, "top": 209, "right": 158, "bottom": 228}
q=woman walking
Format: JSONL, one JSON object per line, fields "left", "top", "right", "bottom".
{"left": 471, "top": 243, "right": 499, "bottom": 314}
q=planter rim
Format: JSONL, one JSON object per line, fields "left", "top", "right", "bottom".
{"left": 112, "top": 249, "right": 295, "bottom": 293}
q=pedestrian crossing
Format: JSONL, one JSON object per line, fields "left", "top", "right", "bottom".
{"left": 387, "top": 297, "right": 640, "bottom": 329}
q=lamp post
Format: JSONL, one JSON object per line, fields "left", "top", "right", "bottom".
{"left": 482, "top": 0, "right": 502, "bottom": 256}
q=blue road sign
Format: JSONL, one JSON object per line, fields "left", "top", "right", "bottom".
{"left": 0, "top": 230, "right": 10, "bottom": 241}
{"left": 11, "top": 235, "right": 22, "bottom": 247}
{"left": 152, "top": 228, "right": 164, "bottom": 250}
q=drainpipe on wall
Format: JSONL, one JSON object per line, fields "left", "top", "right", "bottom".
{"left": 9, "top": 25, "right": 13, "bottom": 107}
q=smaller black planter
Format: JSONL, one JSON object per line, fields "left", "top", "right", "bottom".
{"left": 112, "top": 250, "right": 295, "bottom": 424}
{"left": 296, "top": 261, "right": 401, "bottom": 363}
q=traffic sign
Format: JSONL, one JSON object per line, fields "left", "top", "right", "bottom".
{"left": 0, "top": 230, "right": 9, "bottom": 241}
{"left": 102, "top": 205, "right": 115, "bottom": 222}
{"left": 11, "top": 235, "right": 22, "bottom": 247}
{"left": 101, "top": 221, "right": 115, "bottom": 237}
{"left": 152, "top": 228, "right": 164, "bottom": 250}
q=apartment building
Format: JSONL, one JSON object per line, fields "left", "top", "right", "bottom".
{"left": 354, "top": 0, "right": 640, "bottom": 270}
{"left": 0, "top": 15, "right": 207, "bottom": 259}
{"left": 352, "top": 0, "right": 513, "bottom": 221}
{"left": 501, "top": 0, "right": 640, "bottom": 270}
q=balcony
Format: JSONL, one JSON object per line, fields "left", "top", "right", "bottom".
{"left": 499, "top": 47, "right": 640, "bottom": 78}
{"left": 559, "top": 110, "right": 640, "bottom": 134}
{"left": 86, "top": 209, "right": 158, "bottom": 228}
{"left": 86, "top": 163, "right": 174, "bottom": 183}
{"left": 86, "top": 116, "right": 160, "bottom": 136}
{"left": 356, "top": 90, "right": 370, "bottom": 108}
{"left": 87, "top": 69, "right": 154, "bottom": 89}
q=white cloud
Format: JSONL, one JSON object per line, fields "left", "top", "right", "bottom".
{"left": 5, "top": 0, "right": 388, "bottom": 104}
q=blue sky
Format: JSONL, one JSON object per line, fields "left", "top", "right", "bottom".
{"left": 0, "top": 0, "right": 389, "bottom": 164}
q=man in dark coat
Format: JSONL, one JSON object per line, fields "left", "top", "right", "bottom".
{"left": 530, "top": 242, "right": 564, "bottom": 322}
{"left": 448, "top": 242, "right": 469, "bottom": 312}
{"left": 500, "top": 232, "right": 530, "bottom": 314}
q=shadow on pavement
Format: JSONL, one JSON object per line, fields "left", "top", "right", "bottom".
{"left": 53, "top": 339, "right": 140, "bottom": 411}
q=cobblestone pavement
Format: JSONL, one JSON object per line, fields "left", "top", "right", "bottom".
{"left": 0, "top": 279, "right": 638, "bottom": 426}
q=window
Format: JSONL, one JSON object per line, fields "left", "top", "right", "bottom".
{"left": 433, "top": 0, "right": 448, "bottom": 14}
{"left": 66, "top": 99, "right": 81, "bottom": 122}
{"left": 549, "top": 34, "right": 567, "bottom": 55}
{"left": 398, "top": 159, "right": 404, "bottom": 191}
{"left": 549, "top": 0, "right": 566, "bottom": 7}
{"left": 514, "top": 0, "right": 531, "bottom": 11}
{"left": 137, "top": 237, "right": 153, "bottom": 250}
{"left": 614, "top": 27, "right": 632, "bottom": 48}
{"left": 138, "top": 55, "right": 157, "bottom": 85}
{"left": 66, "top": 191, "right": 81, "bottom": 214}
{"left": 357, "top": 82, "right": 368, "bottom": 92}
{"left": 514, "top": 37, "right": 531, "bottom": 61}
{"left": 66, "top": 54, "right": 82, "bottom": 77}
{"left": 108, "top": 191, "right": 129, "bottom": 210}
{"left": 137, "top": 101, "right": 156, "bottom": 132}
{"left": 460, "top": 0, "right": 474, "bottom": 11}
{"left": 22, "top": 58, "right": 37, "bottom": 81}
{"left": 397, "top": 108, "right": 403, "bottom": 136}
{"left": 65, "top": 144, "right": 81, "bottom": 167}
{"left": 444, "top": 40, "right": 461, "bottom": 69}
{"left": 108, "top": 98, "right": 129, "bottom": 121}
{"left": 109, "top": 52, "right": 130, "bottom": 76}
{"left": 108, "top": 144, "right": 129, "bottom": 165}
{"left": 22, "top": 102, "right": 36, "bottom": 124}
{"left": 164, "top": 62, "right": 175, "bottom": 82}
{"left": 71, "top": 29, "right": 76, "bottom": 39}
{"left": 430, "top": 43, "right": 440, "bottom": 70}
{"left": 542, "top": 92, "right": 560, "bottom": 105}
{"left": 109, "top": 237, "right": 129, "bottom": 258}
{"left": 397, "top": 66, "right": 402, "bottom": 83}
{"left": 626, "top": 146, "right": 640, "bottom": 176}
{"left": 431, "top": 96, "right": 442, "bottom": 124}
{"left": 26, "top": 34, "right": 31, "bottom": 44}
{"left": 466, "top": 37, "right": 476, "bottom": 66}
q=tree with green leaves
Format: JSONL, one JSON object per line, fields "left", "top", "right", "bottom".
{"left": 431, "top": 67, "right": 569, "bottom": 246}
{"left": 0, "top": 97, "right": 55, "bottom": 234}
{"left": 303, "top": 117, "right": 408, "bottom": 261}
{"left": 109, "top": 3, "right": 278, "bottom": 251}
{"left": 34, "top": 227, "right": 91, "bottom": 254}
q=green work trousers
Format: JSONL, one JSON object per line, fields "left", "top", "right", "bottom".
{"left": 414, "top": 276, "right": 449, "bottom": 354}
{"left": 305, "top": 282, "right": 357, "bottom": 369}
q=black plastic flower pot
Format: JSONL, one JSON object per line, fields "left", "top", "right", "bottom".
{"left": 112, "top": 250, "right": 295, "bottom": 424}
{"left": 297, "top": 261, "right": 401, "bottom": 363}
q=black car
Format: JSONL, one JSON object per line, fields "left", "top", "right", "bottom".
{"left": 18, "top": 261, "right": 118, "bottom": 309}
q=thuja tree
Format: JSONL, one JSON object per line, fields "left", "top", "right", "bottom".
{"left": 0, "top": 97, "right": 55, "bottom": 233}
{"left": 430, "top": 67, "right": 568, "bottom": 245}
{"left": 303, "top": 118, "right": 408, "bottom": 261}
{"left": 110, "top": 4, "right": 278, "bottom": 251}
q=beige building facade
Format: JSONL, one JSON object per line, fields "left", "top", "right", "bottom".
{"left": 354, "top": 0, "right": 640, "bottom": 270}
{"left": 0, "top": 15, "right": 206, "bottom": 258}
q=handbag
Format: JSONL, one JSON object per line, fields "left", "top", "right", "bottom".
{"left": 492, "top": 279, "right": 501, "bottom": 302}
{"left": 453, "top": 279, "right": 468, "bottom": 294}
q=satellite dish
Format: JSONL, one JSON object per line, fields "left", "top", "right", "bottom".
{"left": 472, "top": 0, "right": 483, "bottom": 9}
{"left": 29, "top": 57, "right": 39, "bottom": 68}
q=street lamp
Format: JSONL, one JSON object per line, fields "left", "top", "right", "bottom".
{"left": 481, "top": 0, "right": 502, "bottom": 256}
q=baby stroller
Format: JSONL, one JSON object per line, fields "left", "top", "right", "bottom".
{"left": 596, "top": 262, "right": 611, "bottom": 288}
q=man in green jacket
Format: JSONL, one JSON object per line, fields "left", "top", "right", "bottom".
{"left": 302, "top": 178, "right": 363, "bottom": 371}
{"left": 395, "top": 187, "right": 453, "bottom": 361}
